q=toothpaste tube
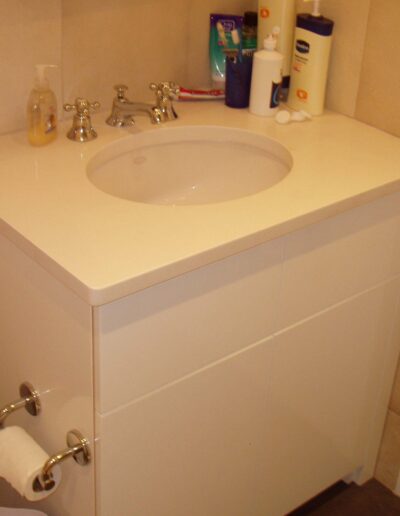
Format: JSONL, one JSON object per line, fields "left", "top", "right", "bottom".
{"left": 177, "top": 87, "right": 225, "bottom": 101}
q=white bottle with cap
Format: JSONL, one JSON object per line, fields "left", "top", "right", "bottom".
{"left": 27, "top": 64, "right": 58, "bottom": 146}
{"left": 249, "top": 31, "right": 283, "bottom": 117}
{"left": 258, "top": 0, "right": 296, "bottom": 90}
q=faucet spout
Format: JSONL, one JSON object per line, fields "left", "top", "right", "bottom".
{"left": 106, "top": 83, "right": 178, "bottom": 128}
{"left": 106, "top": 98, "right": 162, "bottom": 127}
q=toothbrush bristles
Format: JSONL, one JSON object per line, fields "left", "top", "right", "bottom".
{"left": 231, "top": 29, "right": 240, "bottom": 45}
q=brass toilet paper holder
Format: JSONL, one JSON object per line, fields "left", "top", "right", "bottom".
{"left": 0, "top": 382, "right": 91, "bottom": 492}
{"left": 34, "top": 429, "right": 91, "bottom": 491}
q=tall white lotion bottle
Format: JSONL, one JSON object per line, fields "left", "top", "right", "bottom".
{"left": 287, "top": 0, "right": 334, "bottom": 115}
{"left": 258, "top": 0, "right": 296, "bottom": 90}
{"left": 249, "top": 31, "right": 283, "bottom": 117}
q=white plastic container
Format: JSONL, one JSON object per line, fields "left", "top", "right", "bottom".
{"left": 287, "top": 0, "right": 334, "bottom": 115}
{"left": 249, "top": 35, "right": 283, "bottom": 117}
{"left": 27, "top": 64, "right": 58, "bottom": 146}
{"left": 258, "top": 0, "right": 296, "bottom": 88}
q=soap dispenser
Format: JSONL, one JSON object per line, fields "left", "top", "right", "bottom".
{"left": 27, "top": 65, "right": 58, "bottom": 146}
{"left": 287, "top": 0, "right": 334, "bottom": 115}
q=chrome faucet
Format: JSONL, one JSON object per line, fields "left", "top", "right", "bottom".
{"left": 106, "top": 82, "right": 179, "bottom": 128}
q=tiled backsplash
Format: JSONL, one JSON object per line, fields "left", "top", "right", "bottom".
{"left": 0, "top": 0, "right": 62, "bottom": 134}
{"left": 2, "top": 0, "right": 398, "bottom": 137}
{"left": 61, "top": 0, "right": 191, "bottom": 112}
{"left": 3, "top": 0, "right": 255, "bottom": 135}
{"left": 320, "top": 0, "right": 371, "bottom": 117}
{"left": 375, "top": 353, "right": 400, "bottom": 493}
{"left": 355, "top": 0, "right": 400, "bottom": 138}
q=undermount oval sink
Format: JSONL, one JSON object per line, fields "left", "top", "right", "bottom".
{"left": 87, "top": 126, "right": 292, "bottom": 206}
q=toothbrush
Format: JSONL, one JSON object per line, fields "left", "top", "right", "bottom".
{"left": 231, "top": 28, "right": 242, "bottom": 62}
{"left": 177, "top": 87, "right": 225, "bottom": 101}
{"left": 216, "top": 21, "right": 228, "bottom": 47}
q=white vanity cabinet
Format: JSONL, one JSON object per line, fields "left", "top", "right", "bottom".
{"left": 94, "top": 192, "right": 400, "bottom": 516}
{"left": 1, "top": 191, "right": 400, "bottom": 515}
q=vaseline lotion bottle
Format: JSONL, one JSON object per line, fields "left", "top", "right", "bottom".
{"left": 287, "top": 0, "right": 334, "bottom": 115}
{"left": 27, "top": 65, "right": 57, "bottom": 146}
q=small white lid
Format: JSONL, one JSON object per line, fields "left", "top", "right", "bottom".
{"left": 275, "top": 110, "right": 291, "bottom": 124}
{"left": 291, "top": 110, "right": 312, "bottom": 121}
{"left": 275, "top": 109, "right": 313, "bottom": 124}
{"left": 263, "top": 35, "right": 277, "bottom": 51}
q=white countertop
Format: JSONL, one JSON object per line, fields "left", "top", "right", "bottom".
{"left": 0, "top": 101, "right": 399, "bottom": 306}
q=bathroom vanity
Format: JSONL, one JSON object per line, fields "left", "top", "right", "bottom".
{"left": 1, "top": 103, "right": 400, "bottom": 515}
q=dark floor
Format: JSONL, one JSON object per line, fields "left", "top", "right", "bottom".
{"left": 288, "top": 479, "right": 400, "bottom": 515}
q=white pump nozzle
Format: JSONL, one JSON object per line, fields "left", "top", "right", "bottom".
{"left": 35, "top": 64, "right": 57, "bottom": 89}
{"left": 303, "top": 0, "right": 321, "bottom": 17}
{"left": 271, "top": 26, "right": 280, "bottom": 39}
{"left": 263, "top": 26, "right": 280, "bottom": 51}
{"left": 263, "top": 34, "right": 277, "bottom": 51}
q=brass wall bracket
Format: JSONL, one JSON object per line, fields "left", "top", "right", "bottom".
{"left": 36, "top": 429, "right": 91, "bottom": 491}
{"left": 0, "top": 382, "right": 41, "bottom": 428}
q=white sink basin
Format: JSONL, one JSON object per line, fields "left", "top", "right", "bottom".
{"left": 87, "top": 126, "right": 292, "bottom": 206}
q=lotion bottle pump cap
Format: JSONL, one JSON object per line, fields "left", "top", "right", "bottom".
{"left": 263, "top": 35, "right": 277, "bottom": 51}
{"left": 34, "top": 64, "right": 57, "bottom": 90}
{"left": 263, "top": 26, "right": 280, "bottom": 51}
{"left": 303, "top": 0, "right": 322, "bottom": 17}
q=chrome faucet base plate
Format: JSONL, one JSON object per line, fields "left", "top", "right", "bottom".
{"left": 67, "top": 127, "right": 98, "bottom": 143}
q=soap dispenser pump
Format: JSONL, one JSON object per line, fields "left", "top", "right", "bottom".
{"left": 27, "top": 64, "right": 58, "bottom": 146}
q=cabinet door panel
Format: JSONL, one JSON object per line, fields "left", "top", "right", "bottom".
{"left": 265, "top": 280, "right": 400, "bottom": 511}
{"left": 98, "top": 336, "right": 276, "bottom": 516}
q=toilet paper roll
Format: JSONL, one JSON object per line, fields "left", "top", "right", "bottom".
{"left": 0, "top": 426, "right": 61, "bottom": 501}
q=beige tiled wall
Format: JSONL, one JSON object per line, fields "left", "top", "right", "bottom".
{"left": 390, "top": 362, "right": 400, "bottom": 416}
{"left": 0, "top": 0, "right": 62, "bottom": 134}
{"left": 318, "top": 0, "right": 371, "bottom": 117}
{"left": 355, "top": 0, "right": 400, "bottom": 138}
{"left": 62, "top": 0, "right": 190, "bottom": 108}
{"left": 375, "top": 412, "right": 400, "bottom": 493}
{"left": 375, "top": 360, "right": 400, "bottom": 493}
